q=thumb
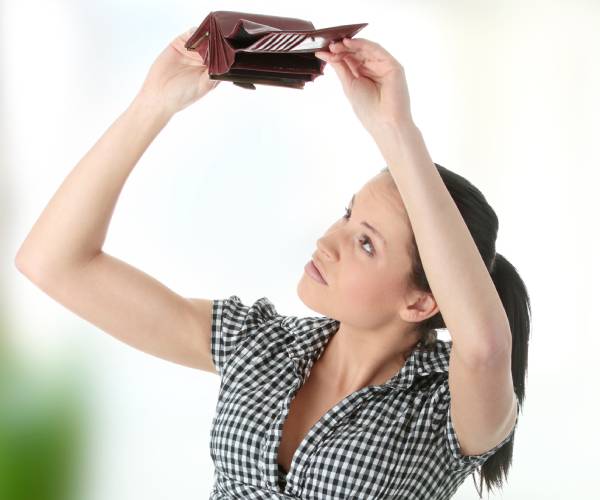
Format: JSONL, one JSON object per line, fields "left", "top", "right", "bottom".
{"left": 315, "top": 52, "right": 354, "bottom": 92}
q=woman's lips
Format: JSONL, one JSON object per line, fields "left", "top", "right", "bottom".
{"left": 305, "top": 260, "right": 328, "bottom": 285}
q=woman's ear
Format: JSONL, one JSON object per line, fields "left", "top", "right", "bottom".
{"left": 401, "top": 292, "right": 439, "bottom": 323}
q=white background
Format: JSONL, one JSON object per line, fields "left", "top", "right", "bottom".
{"left": 2, "top": 0, "right": 599, "bottom": 498}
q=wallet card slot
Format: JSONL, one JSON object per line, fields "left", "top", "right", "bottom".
{"left": 231, "top": 52, "right": 320, "bottom": 74}
{"left": 210, "top": 73, "right": 305, "bottom": 89}
{"left": 221, "top": 68, "right": 313, "bottom": 82}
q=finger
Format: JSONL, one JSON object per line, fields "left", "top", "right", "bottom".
{"left": 331, "top": 59, "right": 356, "bottom": 90}
{"left": 343, "top": 37, "right": 378, "bottom": 49}
{"left": 319, "top": 50, "right": 361, "bottom": 75}
{"left": 327, "top": 38, "right": 365, "bottom": 55}
{"left": 328, "top": 41, "right": 369, "bottom": 66}
{"left": 343, "top": 37, "right": 394, "bottom": 59}
{"left": 174, "top": 27, "right": 196, "bottom": 42}
{"left": 329, "top": 40, "right": 358, "bottom": 54}
{"left": 339, "top": 54, "right": 362, "bottom": 79}
{"left": 319, "top": 49, "right": 367, "bottom": 80}
{"left": 171, "top": 28, "right": 207, "bottom": 64}
{"left": 317, "top": 52, "right": 355, "bottom": 90}
{"left": 342, "top": 53, "right": 381, "bottom": 80}
{"left": 315, "top": 51, "right": 348, "bottom": 62}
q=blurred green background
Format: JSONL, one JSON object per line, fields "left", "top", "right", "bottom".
{"left": 0, "top": 317, "right": 89, "bottom": 500}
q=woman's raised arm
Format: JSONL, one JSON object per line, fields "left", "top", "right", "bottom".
{"left": 14, "top": 26, "right": 221, "bottom": 372}
{"left": 15, "top": 26, "right": 219, "bottom": 277}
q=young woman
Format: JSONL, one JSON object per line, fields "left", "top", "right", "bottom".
{"left": 15, "top": 27, "right": 530, "bottom": 499}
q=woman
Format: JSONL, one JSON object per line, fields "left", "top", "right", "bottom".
{"left": 15, "top": 27, "right": 530, "bottom": 499}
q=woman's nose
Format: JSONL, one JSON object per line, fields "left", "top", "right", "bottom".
{"left": 316, "top": 234, "right": 336, "bottom": 260}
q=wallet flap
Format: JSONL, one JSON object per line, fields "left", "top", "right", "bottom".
{"left": 216, "top": 11, "right": 315, "bottom": 36}
{"left": 229, "top": 19, "right": 294, "bottom": 39}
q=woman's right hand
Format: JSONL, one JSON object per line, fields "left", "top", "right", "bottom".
{"left": 137, "top": 26, "right": 220, "bottom": 116}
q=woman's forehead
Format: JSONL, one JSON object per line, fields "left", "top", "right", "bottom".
{"left": 354, "top": 177, "right": 410, "bottom": 254}
{"left": 359, "top": 175, "right": 406, "bottom": 218}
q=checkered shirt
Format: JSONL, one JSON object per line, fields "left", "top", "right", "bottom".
{"left": 208, "top": 295, "right": 517, "bottom": 499}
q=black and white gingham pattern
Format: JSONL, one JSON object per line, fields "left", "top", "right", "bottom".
{"left": 208, "top": 295, "right": 517, "bottom": 499}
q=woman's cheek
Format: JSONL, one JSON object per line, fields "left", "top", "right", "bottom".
{"left": 344, "top": 271, "right": 383, "bottom": 308}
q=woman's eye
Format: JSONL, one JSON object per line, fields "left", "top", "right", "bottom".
{"left": 342, "top": 206, "right": 375, "bottom": 257}
{"left": 359, "top": 236, "right": 375, "bottom": 256}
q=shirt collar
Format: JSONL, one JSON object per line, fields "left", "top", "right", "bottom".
{"left": 280, "top": 315, "right": 452, "bottom": 390}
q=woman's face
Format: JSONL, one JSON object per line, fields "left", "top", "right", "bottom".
{"left": 298, "top": 172, "right": 420, "bottom": 329}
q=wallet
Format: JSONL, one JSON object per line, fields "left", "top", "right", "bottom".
{"left": 184, "top": 11, "right": 368, "bottom": 90}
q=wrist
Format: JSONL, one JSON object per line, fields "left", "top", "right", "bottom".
{"left": 372, "top": 117, "right": 419, "bottom": 138}
{"left": 371, "top": 119, "right": 421, "bottom": 155}
{"left": 131, "top": 89, "right": 175, "bottom": 123}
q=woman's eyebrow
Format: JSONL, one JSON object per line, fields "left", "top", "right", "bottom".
{"left": 350, "top": 194, "right": 387, "bottom": 245}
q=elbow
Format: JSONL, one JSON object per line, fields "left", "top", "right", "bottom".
{"left": 474, "top": 327, "right": 513, "bottom": 366}
{"left": 15, "top": 250, "right": 29, "bottom": 273}
{"left": 14, "top": 251, "right": 45, "bottom": 283}
{"left": 475, "top": 311, "right": 513, "bottom": 360}
{"left": 453, "top": 324, "right": 512, "bottom": 368}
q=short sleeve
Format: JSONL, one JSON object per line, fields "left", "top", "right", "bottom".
{"left": 211, "top": 295, "right": 279, "bottom": 376}
{"left": 432, "top": 380, "right": 518, "bottom": 472}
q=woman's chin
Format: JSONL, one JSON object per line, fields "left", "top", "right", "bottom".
{"left": 297, "top": 277, "right": 329, "bottom": 316}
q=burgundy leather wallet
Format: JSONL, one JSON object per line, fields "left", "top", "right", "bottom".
{"left": 184, "top": 11, "right": 368, "bottom": 90}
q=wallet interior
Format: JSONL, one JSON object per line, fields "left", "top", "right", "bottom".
{"left": 230, "top": 51, "right": 321, "bottom": 75}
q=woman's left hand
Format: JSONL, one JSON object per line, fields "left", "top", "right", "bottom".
{"left": 137, "top": 26, "right": 220, "bottom": 116}
{"left": 315, "top": 38, "right": 414, "bottom": 136}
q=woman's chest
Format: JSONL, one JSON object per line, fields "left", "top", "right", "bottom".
{"left": 277, "top": 374, "right": 349, "bottom": 473}
{"left": 209, "top": 350, "right": 435, "bottom": 497}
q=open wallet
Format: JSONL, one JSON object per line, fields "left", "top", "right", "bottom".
{"left": 184, "top": 11, "right": 368, "bottom": 90}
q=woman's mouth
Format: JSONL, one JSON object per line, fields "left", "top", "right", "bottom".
{"left": 305, "top": 260, "right": 328, "bottom": 285}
